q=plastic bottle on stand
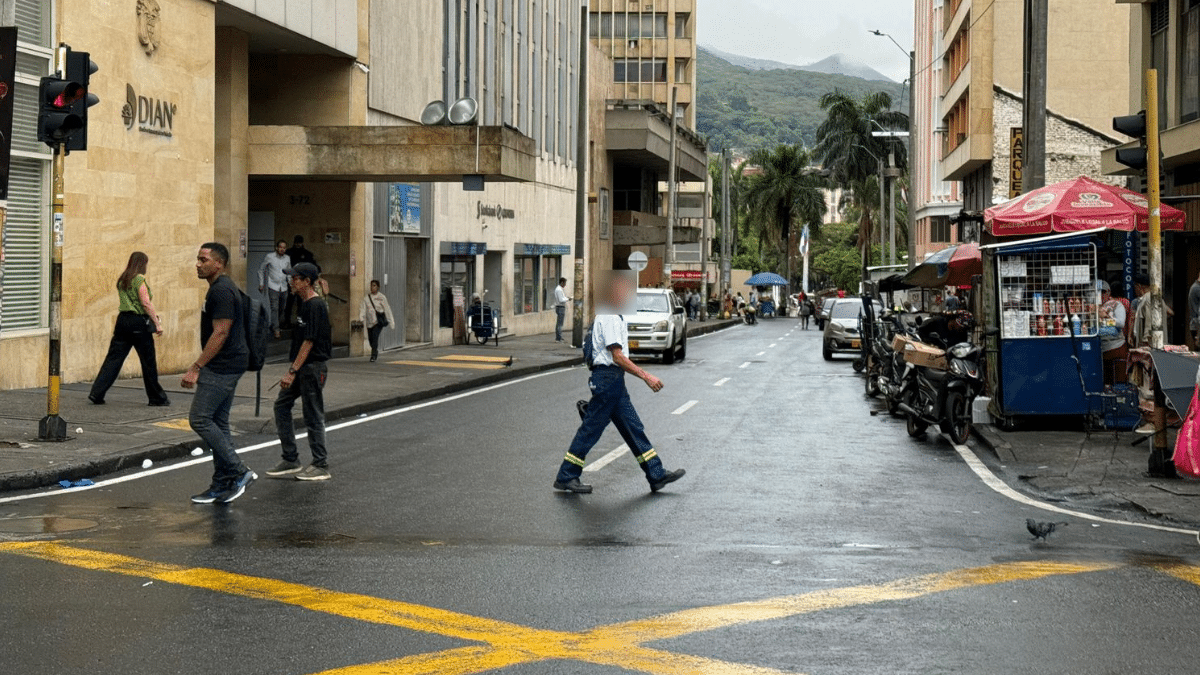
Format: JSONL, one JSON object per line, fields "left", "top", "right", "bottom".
{"left": 1071, "top": 313, "right": 1081, "bottom": 336}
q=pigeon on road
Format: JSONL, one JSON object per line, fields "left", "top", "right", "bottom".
{"left": 1026, "top": 519, "right": 1069, "bottom": 541}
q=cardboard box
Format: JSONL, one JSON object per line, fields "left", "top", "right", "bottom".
{"left": 894, "top": 334, "right": 947, "bottom": 370}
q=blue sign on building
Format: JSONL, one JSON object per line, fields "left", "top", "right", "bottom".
{"left": 445, "top": 242, "right": 487, "bottom": 256}
{"left": 515, "top": 244, "right": 571, "bottom": 256}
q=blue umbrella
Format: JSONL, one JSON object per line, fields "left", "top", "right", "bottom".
{"left": 745, "top": 272, "right": 789, "bottom": 287}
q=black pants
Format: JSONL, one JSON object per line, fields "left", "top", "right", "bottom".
{"left": 368, "top": 323, "right": 384, "bottom": 359}
{"left": 90, "top": 312, "right": 168, "bottom": 404}
{"left": 274, "top": 362, "right": 328, "bottom": 467}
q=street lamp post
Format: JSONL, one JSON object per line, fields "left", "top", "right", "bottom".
{"left": 869, "top": 30, "right": 917, "bottom": 270}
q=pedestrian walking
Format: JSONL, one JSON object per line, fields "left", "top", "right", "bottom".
{"left": 88, "top": 251, "right": 170, "bottom": 406}
{"left": 689, "top": 291, "right": 701, "bottom": 320}
{"left": 183, "top": 243, "right": 256, "bottom": 505}
{"left": 359, "top": 279, "right": 394, "bottom": 362}
{"left": 266, "top": 262, "right": 333, "bottom": 481}
{"left": 258, "top": 239, "right": 289, "bottom": 338}
{"left": 798, "top": 296, "right": 812, "bottom": 330}
{"left": 553, "top": 274, "right": 686, "bottom": 494}
{"left": 554, "top": 277, "right": 570, "bottom": 342}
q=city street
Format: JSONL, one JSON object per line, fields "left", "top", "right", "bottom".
{"left": 3, "top": 320, "right": 1200, "bottom": 675}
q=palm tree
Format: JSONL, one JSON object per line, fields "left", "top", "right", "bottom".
{"left": 742, "top": 145, "right": 827, "bottom": 285}
{"left": 708, "top": 156, "right": 749, "bottom": 261}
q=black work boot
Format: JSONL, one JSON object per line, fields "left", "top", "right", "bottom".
{"left": 553, "top": 478, "right": 593, "bottom": 494}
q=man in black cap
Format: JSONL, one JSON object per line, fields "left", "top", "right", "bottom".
{"left": 266, "top": 262, "right": 334, "bottom": 481}
{"left": 283, "top": 235, "right": 317, "bottom": 327}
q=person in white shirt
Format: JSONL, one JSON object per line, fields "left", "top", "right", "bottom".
{"left": 359, "top": 280, "right": 395, "bottom": 362}
{"left": 258, "top": 240, "right": 290, "bottom": 338}
{"left": 553, "top": 273, "right": 686, "bottom": 494}
{"left": 554, "top": 277, "right": 570, "bottom": 343}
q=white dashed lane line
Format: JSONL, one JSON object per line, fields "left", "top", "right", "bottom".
{"left": 756, "top": 351, "right": 766, "bottom": 356}
{"left": 583, "top": 444, "right": 629, "bottom": 473}
{"left": 713, "top": 378, "right": 731, "bottom": 387}
{"left": 672, "top": 400, "right": 699, "bottom": 415}
{"left": 769, "top": 344, "right": 777, "bottom": 349}
{"left": 738, "top": 362, "right": 751, "bottom": 369}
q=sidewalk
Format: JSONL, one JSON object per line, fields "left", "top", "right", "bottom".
{"left": 974, "top": 422, "right": 1200, "bottom": 528}
{"left": 0, "top": 320, "right": 739, "bottom": 492}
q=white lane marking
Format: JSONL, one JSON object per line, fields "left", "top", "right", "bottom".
{"left": 738, "top": 362, "right": 751, "bottom": 369}
{"left": 769, "top": 344, "right": 777, "bottom": 349}
{"left": 756, "top": 351, "right": 766, "bottom": 356}
{"left": 713, "top": 377, "right": 731, "bottom": 387}
{"left": 949, "top": 437, "right": 1198, "bottom": 537}
{"left": 0, "top": 368, "right": 574, "bottom": 504}
{"left": 583, "top": 444, "right": 628, "bottom": 473}
{"left": 672, "top": 400, "right": 699, "bottom": 415}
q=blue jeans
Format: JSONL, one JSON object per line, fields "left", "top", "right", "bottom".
{"left": 555, "top": 306, "right": 566, "bottom": 341}
{"left": 557, "top": 366, "right": 666, "bottom": 484}
{"left": 189, "top": 368, "right": 248, "bottom": 488}
{"left": 274, "top": 361, "right": 328, "bottom": 468}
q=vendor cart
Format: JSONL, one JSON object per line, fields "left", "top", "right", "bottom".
{"left": 983, "top": 231, "right": 1105, "bottom": 422}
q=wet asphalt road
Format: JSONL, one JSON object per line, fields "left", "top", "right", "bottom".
{"left": 2, "top": 320, "right": 1200, "bottom": 675}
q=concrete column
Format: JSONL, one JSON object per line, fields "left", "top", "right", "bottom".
{"left": 214, "top": 27, "right": 250, "bottom": 283}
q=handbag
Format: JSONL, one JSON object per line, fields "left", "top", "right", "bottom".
{"left": 1172, "top": 384, "right": 1200, "bottom": 478}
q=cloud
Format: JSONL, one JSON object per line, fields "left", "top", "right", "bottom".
{"left": 695, "top": 0, "right": 914, "bottom": 81}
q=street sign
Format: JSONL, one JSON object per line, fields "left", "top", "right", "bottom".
{"left": 628, "top": 251, "right": 648, "bottom": 272}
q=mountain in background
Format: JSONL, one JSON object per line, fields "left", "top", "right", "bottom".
{"left": 696, "top": 47, "right": 906, "bottom": 154}
{"left": 702, "top": 46, "right": 894, "bottom": 83}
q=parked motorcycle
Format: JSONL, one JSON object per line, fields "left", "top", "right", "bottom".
{"left": 896, "top": 337, "right": 985, "bottom": 444}
{"left": 865, "top": 311, "right": 907, "bottom": 414}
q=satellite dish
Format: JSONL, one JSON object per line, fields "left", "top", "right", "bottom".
{"left": 448, "top": 97, "right": 478, "bottom": 125}
{"left": 421, "top": 100, "right": 448, "bottom": 126}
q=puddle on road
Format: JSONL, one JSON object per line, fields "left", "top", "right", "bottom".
{"left": 0, "top": 516, "right": 98, "bottom": 534}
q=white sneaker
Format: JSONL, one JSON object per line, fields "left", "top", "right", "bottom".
{"left": 1134, "top": 422, "right": 1157, "bottom": 435}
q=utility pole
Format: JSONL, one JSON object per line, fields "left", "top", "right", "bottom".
{"left": 878, "top": 157, "right": 885, "bottom": 266}
{"left": 665, "top": 86, "right": 678, "bottom": 288}
{"left": 1022, "top": 0, "right": 1047, "bottom": 191}
{"left": 907, "top": 50, "right": 917, "bottom": 270}
{"left": 1145, "top": 69, "right": 1174, "bottom": 477}
{"left": 572, "top": 5, "right": 588, "bottom": 348}
{"left": 700, "top": 168, "right": 710, "bottom": 321}
{"left": 721, "top": 150, "right": 731, "bottom": 295}
{"left": 888, "top": 149, "right": 897, "bottom": 266}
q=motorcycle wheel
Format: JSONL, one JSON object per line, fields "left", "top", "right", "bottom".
{"left": 944, "top": 391, "right": 972, "bottom": 444}
{"left": 864, "top": 367, "right": 880, "bottom": 397}
{"left": 852, "top": 358, "right": 865, "bottom": 373}
{"left": 906, "top": 413, "right": 928, "bottom": 438}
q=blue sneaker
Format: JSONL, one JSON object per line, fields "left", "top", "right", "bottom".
{"left": 190, "top": 486, "right": 224, "bottom": 504}
{"left": 218, "top": 469, "right": 257, "bottom": 503}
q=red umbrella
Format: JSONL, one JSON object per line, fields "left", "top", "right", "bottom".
{"left": 902, "top": 243, "right": 981, "bottom": 288}
{"left": 985, "top": 176, "right": 1186, "bottom": 236}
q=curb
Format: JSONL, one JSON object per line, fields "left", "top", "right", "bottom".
{"left": 1, "top": 321, "right": 739, "bottom": 494}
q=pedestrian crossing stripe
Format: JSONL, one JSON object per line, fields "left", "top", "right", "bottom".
{"left": 0, "top": 542, "right": 1166, "bottom": 675}
{"left": 435, "top": 355, "right": 515, "bottom": 364}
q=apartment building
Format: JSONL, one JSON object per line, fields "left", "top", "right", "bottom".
{"left": 911, "top": 0, "right": 1130, "bottom": 260}
{"left": 1101, "top": 0, "right": 1200, "bottom": 344}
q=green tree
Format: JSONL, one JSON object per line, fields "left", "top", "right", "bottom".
{"left": 742, "top": 144, "right": 827, "bottom": 285}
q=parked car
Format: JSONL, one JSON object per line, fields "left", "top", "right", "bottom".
{"left": 815, "top": 297, "right": 837, "bottom": 330}
{"left": 626, "top": 289, "right": 688, "bottom": 364}
{"left": 823, "top": 298, "right": 883, "bottom": 361}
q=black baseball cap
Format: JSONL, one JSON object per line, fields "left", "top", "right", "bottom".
{"left": 293, "top": 235, "right": 304, "bottom": 244}
{"left": 285, "top": 262, "right": 319, "bottom": 282}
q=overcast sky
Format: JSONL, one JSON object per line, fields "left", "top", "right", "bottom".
{"left": 695, "top": 0, "right": 915, "bottom": 82}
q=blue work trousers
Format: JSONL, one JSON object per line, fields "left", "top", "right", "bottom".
{"left": 557, "top": 366, "right": 666, "bottom": 484}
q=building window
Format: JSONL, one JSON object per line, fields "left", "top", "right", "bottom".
{"left": 589, "top": 13, "right": 667, "bottom": 39}
{"left": 439, "top": 256, "right": 475, "bottom": 328}
{"left": 675, "top": 13, "right": 689, "bottom": 39}
{"left": 542, "top": 256, "right": 562, "bottom": 310}
{"left": 1151, "top": 0, "right": 1170, "bottom": 130}
{"left": 514, "top": 256, "right": 540, "bottom": 315}
{"left": 614, "top": 58, "right": 668, "bottom": 83}
{"left": 930, "top": 217, "right": 952, "bottom": 243}
{"left": 1182, "top": 0, "right": 1200, "bottom": 123}
{"left": 2, "top": 0, "right": 53, "bottom": 334}
{"left": 674, "top": 59, "right": 688, "bottom": 84}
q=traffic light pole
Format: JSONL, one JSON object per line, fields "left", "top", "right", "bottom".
{"left": 1144, "top": 69, "right": 1175, "bottom": 477}
{"left": 38, "top": 71, "right": 68, "bottom": 441}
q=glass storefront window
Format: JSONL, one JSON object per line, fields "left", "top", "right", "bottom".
{"left": 439, "top": 255, "right": 475, "bottom": 328}
{"left": 514, "top": 256, "right": 539, "bottom": 315}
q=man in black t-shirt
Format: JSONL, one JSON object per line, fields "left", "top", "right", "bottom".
{"left": 266, "top": 262, "right": 333, "bottom": 481}
{"left": 182, "top": 242, "right": 256, "bottom": 505}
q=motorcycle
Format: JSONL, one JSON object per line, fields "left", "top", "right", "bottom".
{"left": 865, "top": 312, "right": 907, "bottom": 414}
{"left": 896, "top": 337, "right": 985, "bottom": 444}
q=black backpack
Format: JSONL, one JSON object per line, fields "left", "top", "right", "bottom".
{"left": 239, "top": 289, "right": 270, "bottom": 372}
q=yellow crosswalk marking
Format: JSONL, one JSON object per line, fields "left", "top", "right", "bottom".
{"left": 152, "top": 417, "right": 192, "bottom": 430}
{"left": 0, "top": 542, "right": 1181, "bottom": 675}
{"left": 435, "top": 355, "right": 515, "bottom": 364}
{"left": 386, "top": 360, "right": 507, "bottom": 370}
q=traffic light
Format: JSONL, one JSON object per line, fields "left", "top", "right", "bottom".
{"left": 36, "top": 45, "right": 98, "bottom": 152}
{"left": 1112, "top": 111, "right": 1148, "bottom": 171}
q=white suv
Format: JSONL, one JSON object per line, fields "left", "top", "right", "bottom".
{"left": 626, "top": 289, "right": 688, "bottom": 364}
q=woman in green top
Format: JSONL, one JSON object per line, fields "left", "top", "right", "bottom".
{"left": 89, "top": 251, "right": 170, "bottom": 406}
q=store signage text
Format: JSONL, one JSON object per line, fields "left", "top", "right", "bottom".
{"left": 122, "top": 84, "right": 176, "bottom": 137}
{"left": 515, "top": 244, "right": 570, "bottom": 256}
{"left": 477, "top": 202, "right": 515, "bottom": 221}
